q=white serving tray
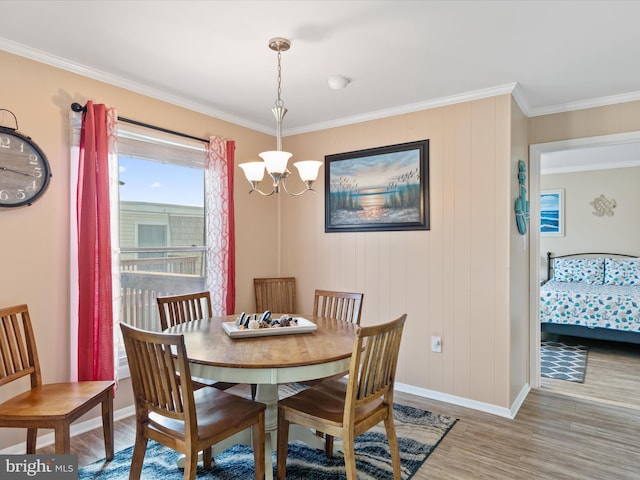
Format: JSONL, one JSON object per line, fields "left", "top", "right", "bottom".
{"left": 222, "top": 316, "right": 317, "bottom": 338}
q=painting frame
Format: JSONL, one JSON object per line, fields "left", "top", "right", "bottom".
{"left": 324, "top": 139, "right": 429, "bottom": 233}
{"left": 540, "top": 189, "right": 565, "bottom": 237}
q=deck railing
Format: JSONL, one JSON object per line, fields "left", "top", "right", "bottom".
{"left": 119, "top": 247, "right": 206, "bottom": 331}
{"left": 120, "top": 255, "right": 200, "bottom": 274}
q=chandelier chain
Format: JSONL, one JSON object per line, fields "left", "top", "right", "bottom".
{"left": 275, "top": 49, "right": 284, "bottom": 107}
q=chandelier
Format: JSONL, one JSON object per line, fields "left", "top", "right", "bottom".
{"left": 239, "top": 38, "right": 322, "bottom": 196}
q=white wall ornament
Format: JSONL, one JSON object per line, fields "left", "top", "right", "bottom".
{"left": 590, "top": 194, "right": 616, "bottom": 217}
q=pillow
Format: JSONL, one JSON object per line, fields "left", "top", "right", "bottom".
{"left": 604, "top": 258, "right": 640, "bottom": 286}
{"left": 553, "top": 257, "right": 605, "bottom": 284}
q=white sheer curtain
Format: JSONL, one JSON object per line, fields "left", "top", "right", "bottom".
{"left": 205, "top": 136, "right": 235, "bottom": 315}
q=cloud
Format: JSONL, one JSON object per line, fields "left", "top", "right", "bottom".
{"left": 119, "top": 165, "right": 126, "bottom": 173}
{"left": 150, "top": 182, "right": 162, "bottom": 188}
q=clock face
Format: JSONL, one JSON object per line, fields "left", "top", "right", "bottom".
{"left": 0, "top": 127, "right": 51, "bottom": 207}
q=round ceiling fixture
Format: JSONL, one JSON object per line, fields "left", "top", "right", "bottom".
{"left": 328, "top": 75, "right": 351, "bottom": 90}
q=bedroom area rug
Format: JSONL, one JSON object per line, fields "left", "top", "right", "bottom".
{"left": 540, "top": 340, "right": 589, "bottom": 383}
{"left": 78, "top": 403, "right": 457, "bottom": 480}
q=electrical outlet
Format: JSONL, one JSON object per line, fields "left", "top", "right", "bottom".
{"left": 431, "top": 335, "right": 442, "bottom": 353}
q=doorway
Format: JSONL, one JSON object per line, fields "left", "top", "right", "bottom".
{"left": 529, "top": 131, "right": 640, "bottom": 408}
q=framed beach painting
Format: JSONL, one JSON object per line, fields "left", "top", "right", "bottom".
{"left": 324, "top": 139, "right": 429, "bottom": 233}
{"left": 540, "top": 189, "right": 564, "bottom": 236}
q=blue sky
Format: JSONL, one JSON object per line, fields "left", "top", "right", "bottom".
{"left": 118, "top": 156, "right": 204, "bottom": 207}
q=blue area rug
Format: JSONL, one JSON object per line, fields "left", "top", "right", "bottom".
{"left": 541, "top": 340, "right": 589, "bottom": 383}
{"left": 79, "top": 403, "right": 456, "bottom": 480}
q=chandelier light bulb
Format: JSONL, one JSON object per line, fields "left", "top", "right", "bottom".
{"left": 294, "top": 160, "right": 323, "bottom": 182}
{"left": 259, "top": 150, "right": 293, "bottom": 175}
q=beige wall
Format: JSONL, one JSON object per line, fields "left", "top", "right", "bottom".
{"left": 281, "top": 94, "right": 523, "bottom": 409}
{"left": 529, "top": 101, "right": 640, "bottom": 144}
{"left": 540, "top": 166, "right": 640, "bottom": 270}
{"left": 509, "top": 98, "right": 530, "bottom": 404}
{"left": 0, "top": 50, "right": 278, "bottom": 451}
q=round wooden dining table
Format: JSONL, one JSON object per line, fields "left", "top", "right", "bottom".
{"left": 166, "top": 314, "right": 358, "bottom": 479}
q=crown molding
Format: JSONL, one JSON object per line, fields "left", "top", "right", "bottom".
{"left": 527, "top": 90, "right": 640, "bottom": 117}
{"left": 510, "top": 82, "right": 531, "bottom": 116}
{"left": 4, "top": 35, "right": 640, "bottom": 133}
{"left": 0, "top": 37, "right": 272, "bottom": 135}
{"left": 285, "top": 83, "right": 520, "bottom": 136}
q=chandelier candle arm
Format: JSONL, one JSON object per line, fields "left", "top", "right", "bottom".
{"left": 239, "top": 37, "right": 322, "bottom": 196}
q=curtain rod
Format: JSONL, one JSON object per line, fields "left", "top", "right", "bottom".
{"left": 70, "top": 103, "right": 210, "bottom": 144}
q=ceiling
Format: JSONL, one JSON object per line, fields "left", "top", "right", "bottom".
{"left": 2, "top": 0, "right": 640, "bottom": 138}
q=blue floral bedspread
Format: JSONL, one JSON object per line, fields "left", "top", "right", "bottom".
{"left": 540, "top": 280, "right": 640, "bottom": 332}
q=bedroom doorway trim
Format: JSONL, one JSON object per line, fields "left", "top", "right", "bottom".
{"left": 529, "top": 130, "right": 640, "bottom": 388}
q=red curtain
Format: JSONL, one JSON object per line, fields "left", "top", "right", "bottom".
{"left": 225, "top": 140, "right": 236, "bottom": 314}
{"left": 76, "top": 101, "right": 114, "bottom": 381}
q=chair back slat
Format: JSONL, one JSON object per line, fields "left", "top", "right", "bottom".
{"left": 0, "top": 304, "right": 41, "bottom": 388}
{"left": 254, "top": 277, "right": 296, "bottom": 313}
{"left": 121, "top": 323, "right": 193, "bottom": 421}
{"left": 313, "top": 290, "right": 363, "bottom": 325}
{"left": 156, "top": 291, "right": 213, "bottom": 331}
{"left": 346, "top": 314, "right": 406, "bottom": 414}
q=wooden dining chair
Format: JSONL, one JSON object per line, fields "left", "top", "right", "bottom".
{"left": 157, "top": 290, "right": 214, "bottom": 331}
{"left": 313, "top": 289, "right": 363, "bottom": 325}
{"left": 306, "top": 290, "right": 364, "bottom": 389}
{"left": 0, "top": 304, "right": 114, "bottom": 458}
{"left": 308, "top": 289, "right": 364, "bottom": 454}
{"left": 254, "top": 277, "right": 296, "bottom": 313}
{"left": 120, "top": 323, "right": 266, "bottom": 480}
{"left": 157, "top": 291, "right": 256, "bottom": 400}
{"left": 276, "top": 314, "right": 407, "bottom": 480}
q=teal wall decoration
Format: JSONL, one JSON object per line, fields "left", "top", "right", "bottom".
{"left": 515, "top": 160, "right": 529, "bottom": 235}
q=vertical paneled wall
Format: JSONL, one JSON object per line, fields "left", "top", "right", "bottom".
{"left": 529, "top": 100, "right": 640, "bottom": 144}
{"left": 281, "top": 94, "right": 518, "bottom": 408}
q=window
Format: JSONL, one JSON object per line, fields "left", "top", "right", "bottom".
{"left": 117, "top": 140, "right": 207, "bottom": 333}
{"left": 70, "top": 116, "right": 210, "bottom": 378}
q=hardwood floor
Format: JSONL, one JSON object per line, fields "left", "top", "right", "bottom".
{"left": 540, "top": 335, "right": 640, "bottom": 410}
{"left": 41, "top": 384, "right": 640, "bottom": 479}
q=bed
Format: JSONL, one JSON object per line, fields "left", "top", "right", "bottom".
{"left": 540, "top": 252, "right": 640, "bottom": 344}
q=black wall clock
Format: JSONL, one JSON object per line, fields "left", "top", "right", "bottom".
{"left": 0, "top": 125, "right": 52, "bottom": 208}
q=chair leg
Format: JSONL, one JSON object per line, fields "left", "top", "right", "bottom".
{"left": 183, "top": 447, "right": 199, "bottom": 480}
{"left": 202, "top": 447, "right": 212, "bottom": 469}
{"left": 325, "top": 434, "right": 334, "bottom": 457}
{"left": 276, "top": 409, "right": 290, "bottom": 480}
{"left": 252, "top": 413, "right": 265, "bottom": 480}
{"left": 251, "top": 384, "right": 257, "bottom": 401}
{"left": 26, "top": 428, "right": 38, "bottom": 454}
{"left": 342, "top": 431, "right": 357, "bottom": 480}
{"left": 102, "top": 390, "right": 114, "bottom": 460}
{"left": 55, "top": 424, "right": 71, "bottom": 454}
{"left": 384, "top": 415, "right": 402, "bottom": 479}
{"left": 129, "top": 433, "right": 148, "bottom": 480}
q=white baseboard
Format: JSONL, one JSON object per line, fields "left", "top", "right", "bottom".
{"left": 394, "top": 381, "right": 531, "bottom": 419}
{"left": 0, "top": 405, "right": 135, "bottom": 454}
